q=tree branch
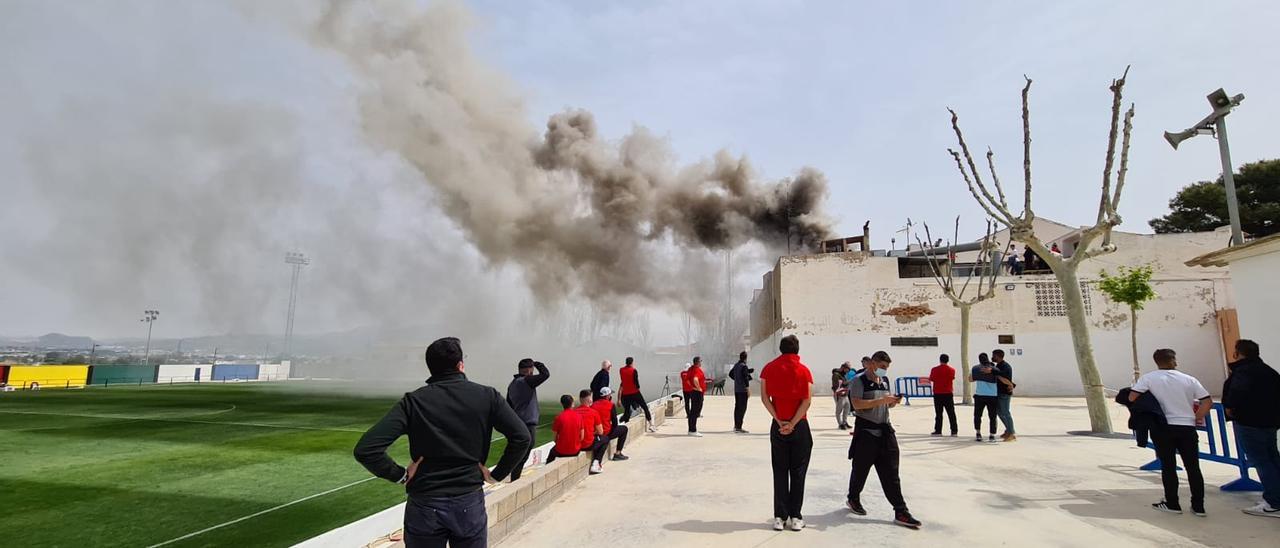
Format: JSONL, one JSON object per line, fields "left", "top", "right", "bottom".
{"left": 949, "top": 149, "right": 1013, "bottom": 227}
{"left": 986, "top": 147, "right": 1009, "bottom": 210}
{"left": 1097, "top": 65, "right": 1129, "bottom": 227}
{"left": 1111, "top": 103, "right": 1135, "bottom": 220}
{"left": 1021, "top": 76, "right": 1033, "bottom": 222}
{"left": 956, "top": 216, "right": 976, "bottom": 299}
{"left": 949, "top": 109, "right": 1016, "bottom": 225}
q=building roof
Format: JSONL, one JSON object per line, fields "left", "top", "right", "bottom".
{"left": 1184, "top": 232, "right": 1280, "bottom": 268}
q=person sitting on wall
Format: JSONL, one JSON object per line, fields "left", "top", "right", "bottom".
{"left": 546, "top": 394, "right": 585, "bottom": 465}
{"left": 593, "top": 387, "right": 630, "bottom": 461}
{"left": 575, "top": 389, "right": 607, "bottom": 475}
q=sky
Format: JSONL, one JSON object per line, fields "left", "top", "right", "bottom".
{"left": 1, "top": 0, "right": 1277, "bottom": 341}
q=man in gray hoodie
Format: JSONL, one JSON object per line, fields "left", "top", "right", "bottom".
{"left": 505, "top": 358, "right": 550, "bottom": 481}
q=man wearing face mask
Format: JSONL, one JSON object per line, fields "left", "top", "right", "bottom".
{"left": 845, "top": 350, "right": 921, "bottom": 529}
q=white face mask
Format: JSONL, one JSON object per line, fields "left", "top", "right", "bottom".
{"left": 874, "top": 368, "right": 888, "bottom": 379}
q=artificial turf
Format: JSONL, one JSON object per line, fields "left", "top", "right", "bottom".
{"left": 0, "top": 382, "right": 559, "bottom": 548}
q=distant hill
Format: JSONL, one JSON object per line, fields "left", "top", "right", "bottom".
{"left": 36, "top": 333, "right": 95, "bottom": 349}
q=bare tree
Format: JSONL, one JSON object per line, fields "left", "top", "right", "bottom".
{"left": 946, "top": 67, "right": 1134, "bottom": 433}
{"left": 915, "top": 218, "right": 1003, "bottom": 405}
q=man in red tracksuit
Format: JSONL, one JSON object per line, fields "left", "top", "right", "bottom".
{"left": 928, "top": 354, "right": 958, "bottom": 437}
{"left": 680, "top": 365, "right": 693, "bottom": 418}
{"left": 592, "top": 387, "right": 630, "bottom": 461}
{"left": 546, "top": 394, "right": 584, "bottom": 464}
{"left": 618, "top": 357, "right": 656, "bottom": 433}
{"left": 686, "top": 358, "right": 707, "bottom": 436}
{"left": 576, "top": 389, "right": 606, "bottom": 474}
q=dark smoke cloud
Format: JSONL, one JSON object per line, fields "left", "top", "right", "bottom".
{"left": 312, "top": 0, "right": 834, "bottom": 318}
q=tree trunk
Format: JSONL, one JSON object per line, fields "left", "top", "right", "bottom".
{"left": 959, "top": 303, "right": 973, "bottom": 404}
{"left": 1130, "top": 306, "right": 1140, "bottom": 383}
{"left": 1056, "top": 267, "right": 1114, "bottom": 433}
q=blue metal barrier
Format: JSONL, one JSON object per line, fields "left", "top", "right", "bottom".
{"left": 1139, "top": 402, "right": 1263, "bottom": 492}
{"left": 894, "top": 377, "right": 933, "bottom": 406}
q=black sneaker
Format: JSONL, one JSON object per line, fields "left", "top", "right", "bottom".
{"left": 611, "top": 453, "right": 629, "bottom": 461}
{"left": 846, "top": 499, "right": 867, "bottom": 516}
{"left": 1152, "top": 501, "right": 1183, "bottom": 514}
{"left": 975, "top": 433, "right": 983, "bottom": 442}
{"left": 1191, "top": 505, "right": 1206, "bottom": 517}
{"left": 930, "top": 431, "right": 942, "bottom": 437}
{"left": 894, "top": 510, "right": 922, "bottom": 529}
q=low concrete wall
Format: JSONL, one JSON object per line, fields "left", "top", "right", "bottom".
{"left": 294, "top": 395, "right": 681, "bottom": 548}
{"left": 486, "top": 396, "right": 675, "bottom": 546}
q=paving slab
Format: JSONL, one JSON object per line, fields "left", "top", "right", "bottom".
{"left": 500, "top": 394, "right": 1278, "bottom": 547}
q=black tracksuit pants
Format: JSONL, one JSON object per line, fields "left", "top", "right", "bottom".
{"left": 973, "top": 395, "right": 998, "bottom": 434}
{"left": 933, "top": 394, "right": 958, "bottom": 434}
{"left": 733, "top": 392, "right": 749, "bottom": 430}
{"left": 686, "top": 391, "right": 705, "bottom": 432}
{"left": 509, "top": 422, "right": 538, "bottom": 481}
{"left": 682, "top": 391, "right": 692, "bottom": 417}
{"left": 770, "top": 418, "right": 813, "bottom": 520}
{"left": 1154, "top": 425, "right": 1204, "bottom": 509}
{"left": 847, "top": 423, "right": 907, "bottom": 511}
{"left": 608, "top": 424, "right": 629, "bottom": 452}
{"left": 619, "top": 393, "right": 652, "bottom": 423}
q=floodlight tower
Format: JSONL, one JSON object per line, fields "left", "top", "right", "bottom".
{"left": 1164, "top": 88, "right": 1246, "bottom": 246}
{"left": 283, "top": 252, "right": 310, "bottom": 358}
{"left": 140, "top": 309, "right": 159, "bottom": 365}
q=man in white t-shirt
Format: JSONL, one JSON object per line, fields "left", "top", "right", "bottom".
{"left": 1129, "top": 348, "right": 1213, "bottom": 516}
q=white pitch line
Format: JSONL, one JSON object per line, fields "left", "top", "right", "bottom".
{"left": 0, "top": 409, "right": 365, "bottom": 433}
{"left": 145, "top": 476, "right": 379, "bottom": 548}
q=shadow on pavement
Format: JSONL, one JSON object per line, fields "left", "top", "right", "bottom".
{"left": 662, "top": 519, "right": 769, "bottom": 534}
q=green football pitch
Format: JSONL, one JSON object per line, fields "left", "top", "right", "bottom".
{"left": 0, "top": 382, "right": 558, "bottom": 548}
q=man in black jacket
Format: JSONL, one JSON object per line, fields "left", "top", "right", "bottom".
{"left": 591, "top": 360, "right": 612, "bottom": 398}
{"left": 1222, "top": 339, "right": 1280, "bottom": 518}
{"left": 729, "top": 351, "right": 753, "bottom": 433}
{"left": 354, "top": 337, "right": 531, "bottom": 547}
{"left": 505, "top": 358, "right": 550, "bottom": 481}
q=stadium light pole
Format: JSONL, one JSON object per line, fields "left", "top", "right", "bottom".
{"left": 140, "top": 309, "right": 159, "bottom": 365}
{"left": 1163, "top": 88, "right": 1246, "bottom": 246}
{"left": 283, "top": 252, "right": 310, "bottom": 358}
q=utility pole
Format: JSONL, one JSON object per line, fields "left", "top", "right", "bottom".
{"left": 90, "top": 343, "right": 99, "bottom": 365}
{"left": 283, "top": 252, "right": 310, "bottom": 358}
{"left": 1163, "top": 88, "right": 1246, "bottom": 246}
{"left": 140, "top": 310, "right": 159, "bottom": 365}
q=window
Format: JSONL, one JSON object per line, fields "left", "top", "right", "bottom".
{"left": 1030, "top": 281, "right": 1092, "bottom": 317}
{"left": 998, "top": 334, "right": 1015, "bottom": 344}
{"left": 890, "top": 337, "right": 939, "bottom": 347}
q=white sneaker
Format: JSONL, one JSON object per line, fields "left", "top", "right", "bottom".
{"left": 688, "top": 431, "right": 703, "bottom": 437}
{"left": 772, "top": 517, "right": 785, "bottom": 531}
{"left": 647, "top": 425, "right": 656, "bottom": 433}
{"left": 1243, "top": 502, "right": 1280, "bottom": 518}
{"left": 589, "top": 461, "right": 603, "bottom": 474}
{"left": 789, "top": 518, "right": 805, "bottom": 531}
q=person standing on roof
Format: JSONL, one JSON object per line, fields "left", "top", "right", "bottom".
{"left": 618, "top": 357, "right": 656, "bottom": 433}
{"left": 505, "top": 358, "right": 550, "bottom": 481}
{"left": 354, "top": 337, "right": 530, "bottom": 547}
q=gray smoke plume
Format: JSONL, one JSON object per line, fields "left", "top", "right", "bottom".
{"left": 0, "top": 0, "right": 831, "bottom": 344}
{"left": 311, "top": 0, "right": 833, "bottom": 318}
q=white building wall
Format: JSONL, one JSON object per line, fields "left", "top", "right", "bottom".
{"left": 750, "top": 229, "right": 1233, "bottom": 396}
{"left": 1230, "top": 252, "right": 1280, "bottom": 354}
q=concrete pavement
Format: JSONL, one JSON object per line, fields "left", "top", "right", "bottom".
{"left": 500, "top": 393, "right": 1277, "bottom": 547}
